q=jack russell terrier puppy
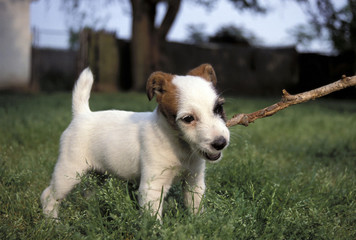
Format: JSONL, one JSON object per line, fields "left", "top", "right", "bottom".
{"left": 41, "top": 64, "right": 230, "bottom": 220}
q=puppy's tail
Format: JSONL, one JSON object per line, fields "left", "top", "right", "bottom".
{"left": 72, "top": 68, "right": 93, "bottom": 116}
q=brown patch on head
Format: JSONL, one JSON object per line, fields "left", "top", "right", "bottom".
{"left": 187, "top": 64, "right": 217, "bottom": 86}
{"left": 146, "top": 71, "right": 179, "bottom": 126}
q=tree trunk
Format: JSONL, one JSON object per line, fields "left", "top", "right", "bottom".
{"left": 130, "top": 0, "right": 181, "bottom": 91}
{"left": 130, "top": 0, "right": 156, "bottom": 91}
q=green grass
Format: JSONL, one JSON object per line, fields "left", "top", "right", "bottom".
{"left": 0, "top": 92, "right": 355, "bottom": 239}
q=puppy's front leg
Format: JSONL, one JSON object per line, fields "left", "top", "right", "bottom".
{"left": 138, "top": 170, "right": 174, "bottom": 219}
{"left": 184, "top": 170, "right": 206, "bottom": 214}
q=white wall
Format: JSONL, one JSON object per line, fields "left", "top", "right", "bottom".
{"left": 0, "top": 0, "right": 32, "bottom": 89}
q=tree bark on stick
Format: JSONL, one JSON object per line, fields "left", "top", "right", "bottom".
{"left": 226, "top": 75, "right": 356, "bottom": 127}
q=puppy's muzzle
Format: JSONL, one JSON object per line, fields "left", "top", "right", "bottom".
{"left": 202, "top": 136, "right": 228, "bottom": 161}
{"left": 211, "top": 136, "right": 227, "bottom": 151}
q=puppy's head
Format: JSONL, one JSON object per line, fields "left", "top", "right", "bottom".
{"left": 147, "top": 64, "right": 230, "bottom": 161}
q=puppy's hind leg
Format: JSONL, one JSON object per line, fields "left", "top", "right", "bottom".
{"left": 41, "top": 155, "right": 91, "bottom": 219}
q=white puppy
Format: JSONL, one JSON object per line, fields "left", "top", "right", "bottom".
{"left": 41, "top": 64, "right": 230, "bottom": 220}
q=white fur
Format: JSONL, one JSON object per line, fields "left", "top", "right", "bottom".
{"left": 41, "top": 68, "right": 230, "bottom": 220}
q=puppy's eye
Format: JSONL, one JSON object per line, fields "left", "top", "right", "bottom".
{"left": 181, "top": 115, "right": 195, "bottom": 124}
{"left": 214, "top": 104, "right": 224, "bottom": 116}
{"left": 214, "top": 98, "right": 226, "bottom": 121}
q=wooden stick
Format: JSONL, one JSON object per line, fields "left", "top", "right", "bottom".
{"left": 226, "top": 75, "right": 356, "bottom": 127}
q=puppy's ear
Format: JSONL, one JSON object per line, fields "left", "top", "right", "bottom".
{"left": 146, "top": 71, "right": 173, "bottom": 101}
{"left": 187, "top": 63, "right": 217, "bottom": 86}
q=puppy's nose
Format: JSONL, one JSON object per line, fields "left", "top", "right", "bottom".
{"left": 211, "top": 136, "right": 227, "bottom": 151}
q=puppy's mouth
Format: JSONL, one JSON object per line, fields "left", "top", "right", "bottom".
{"left": 202, "top": 151, "right": 222, "bottom": 161}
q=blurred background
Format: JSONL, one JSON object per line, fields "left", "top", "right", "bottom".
{"left": 1, "top": 0, "right": 355, "bottom": 97}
